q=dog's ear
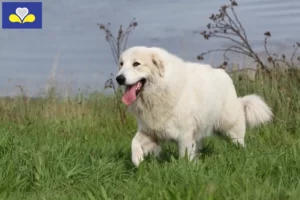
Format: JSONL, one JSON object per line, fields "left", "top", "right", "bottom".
{"left": 151, "top": 53, "right": 164, "bottom": 77}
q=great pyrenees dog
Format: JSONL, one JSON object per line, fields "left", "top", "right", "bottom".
{"left": 116, "top": 46, "right": 273, "bottom": 167}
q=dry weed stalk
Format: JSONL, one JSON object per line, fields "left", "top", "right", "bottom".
{"left": 98, "top": 18, "right": 138, "bottom": 124}
{"left": 98, "top": 18, "right": 138, "bottom": 93}
{"left": 198, "top": 0, "right": 300, "bottom": 73}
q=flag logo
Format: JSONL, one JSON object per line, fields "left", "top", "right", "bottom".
{"left": 2, "top": 2, "right": 42, "bottom": 29}
{"left": 9, "top": 7, "right": 36, "bottom": 24}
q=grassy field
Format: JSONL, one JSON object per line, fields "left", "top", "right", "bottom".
{"left": 0, "top": 70, "right": 299, "bottom": 200}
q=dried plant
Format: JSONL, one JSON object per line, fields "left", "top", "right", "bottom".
{"left": 264, "top": 34, "right": 300, "bottom": 69}
{"left": 98, "top": 18, "right": 138, "bottom": 124}
{"left": 98, "top": 18, "right": 138, "bottom": 93}
{"left": 197, "top": 0, "right": 299, "bottom": 73}
{"left": 98, "top": 18, "right": 138, "bottom": 66}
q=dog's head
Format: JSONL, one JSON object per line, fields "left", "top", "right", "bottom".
{"left": 115, "top": 46, "right": 165, "bottom": 106}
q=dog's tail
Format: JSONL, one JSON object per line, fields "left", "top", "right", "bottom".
{"left": 239, "top": 94, "right": 273, "bottom": 128}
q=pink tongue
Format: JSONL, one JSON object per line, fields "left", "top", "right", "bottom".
{"left": 122, "top": 82, "right": 141, "bottom": 106}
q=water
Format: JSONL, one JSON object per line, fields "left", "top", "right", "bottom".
{"left": 0, "top": 0, "right": 299, "bottom": 96}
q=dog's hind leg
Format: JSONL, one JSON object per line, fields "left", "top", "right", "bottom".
{"left": 223, "top": 117, "right": 246, "bottom": 147}
{"left": 218, "top": 100, "right": 246, "bottom": 147}
{"left": 131, "top": 131, "right": 161, "bottom": 167}
{"left": 227, "top": 123, "right": 246, "bottom": 147}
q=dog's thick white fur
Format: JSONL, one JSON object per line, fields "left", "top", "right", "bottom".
{"left": 116, "top": 46, "right": 273, "bottom": 167}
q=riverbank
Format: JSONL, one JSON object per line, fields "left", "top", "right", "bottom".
{"left": 0, "top": 69, "right": 299, "bottom": 199}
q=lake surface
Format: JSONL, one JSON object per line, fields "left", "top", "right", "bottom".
{"left": 0, "top": 0, "right": 299, "bottom": 96}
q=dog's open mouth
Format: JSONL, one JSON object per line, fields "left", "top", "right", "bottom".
{"left": 122, "top": 78, "right": 146, "bottom": 106}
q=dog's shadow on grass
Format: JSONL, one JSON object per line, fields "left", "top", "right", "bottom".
{"left": 111, "top": 140, "right": 220, "bottom": 171}
{"left": 147, "top": 141, "right": 218, "bottom": 165}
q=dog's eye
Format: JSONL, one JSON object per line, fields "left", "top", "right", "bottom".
{"left": 120, "top": 61, "right": 123, "bottom": 66}
{"left": 133, "top": 62, "right": 140, "bottom": 67}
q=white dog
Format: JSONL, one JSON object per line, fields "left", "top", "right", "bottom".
{"left": 115, "top": 46, "right": 273, "bottom": 167}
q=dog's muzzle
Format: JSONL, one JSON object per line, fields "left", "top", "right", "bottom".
{"left": 116, "top": 74, "right": 126, "bottom": 85}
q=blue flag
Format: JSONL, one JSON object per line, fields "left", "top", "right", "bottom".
{"left": 2, "top": 2, "right": 42, "bottom": 29}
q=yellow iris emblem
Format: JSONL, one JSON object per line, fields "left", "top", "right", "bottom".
{"left": 9, "top": 7, "right": 35, "bottom": 24}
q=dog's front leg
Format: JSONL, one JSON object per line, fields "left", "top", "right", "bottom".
{"left": 131, "top": 131, "right": 161, "bottom": 167}
{"left": 178, "top": 136, "right": 197, "bottom": 161}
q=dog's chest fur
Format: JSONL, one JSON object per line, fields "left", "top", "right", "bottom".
{"left": 128, "top": 88, "right": 180, "bottom": 139}
{"left": 137, "top": 117, "right": 176, "bottom": 140}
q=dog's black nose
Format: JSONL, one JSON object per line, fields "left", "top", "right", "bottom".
{"left": 116, "top": 74, "right": 126, "bottom": 85}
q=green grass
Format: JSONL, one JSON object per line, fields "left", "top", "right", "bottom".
{"left": 0, "top": 70, "right": 299, "bottom": 200}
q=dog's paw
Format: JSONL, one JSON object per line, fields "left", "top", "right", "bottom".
{"left": 132, "top": 149, "right": 144, "bottom": 167}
